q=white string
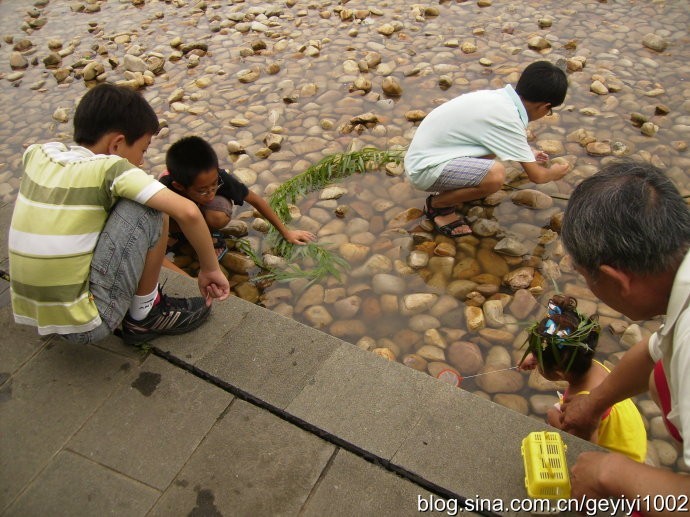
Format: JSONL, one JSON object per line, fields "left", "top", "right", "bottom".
{"left": 462, "top": 366, "right": 518, "bottom": 379}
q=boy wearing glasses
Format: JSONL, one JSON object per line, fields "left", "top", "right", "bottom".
{"left": 404, "top": 60, "right": 571, "bottom": 237}
{"left": 9, "top": 84, "right": 230, "bottom": 346}
{"left": 160, "top": 136, "right": 315, "bottom": 260}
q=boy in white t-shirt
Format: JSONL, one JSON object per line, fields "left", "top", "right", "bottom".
{"left": 404, "top": 60, "right": 570, "bottom": 236}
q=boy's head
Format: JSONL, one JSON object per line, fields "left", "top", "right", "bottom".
{"left": 527, "top": 296, "right": 599, "bottom": 380}
{"left": 515, "top": 60, "right": 568, "bottom": 110}
{"left": 74, "top": 83, "right": 159, "bottom": 147}
{"left": 166, "top": 136, "right": 221, "bottom": 204}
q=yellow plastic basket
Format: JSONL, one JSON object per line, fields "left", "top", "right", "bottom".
{"left": 521, "top": 431, "right": 571, "bottom": 499}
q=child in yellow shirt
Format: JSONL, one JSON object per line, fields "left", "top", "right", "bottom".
{"left": 518, "top": 295, "right": 647, "bottom": 462}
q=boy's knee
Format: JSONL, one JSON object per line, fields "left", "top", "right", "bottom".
{"left": 204, "top": 210, "right": 231, "bottom": 230}
{"left": 482, "top": 162, "right": 505, "bottom": 192}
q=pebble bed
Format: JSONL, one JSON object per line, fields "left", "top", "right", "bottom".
{"left": 0, "top": 0, "right": 688, "bottom": 472}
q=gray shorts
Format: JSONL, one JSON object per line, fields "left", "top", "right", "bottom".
{"left": 426, "top": 157, "right": 494, "bottom": 192}
{"left": 200, "top": 195, "right": 233, "bottom": 218}
{"left": 61, "top": 199, "right": 163, "bottom": 345}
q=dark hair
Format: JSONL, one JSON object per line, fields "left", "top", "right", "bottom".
{"left": 561, "top": 160, "right": 690, "bottom": 277}
{"left": 515, "top": 60, "right": 568, "bottom": 107}
{"left": 165, "top": 136, "right": 219, "bottom": 187}
{"left": 534, "top": 296, "right": 599, "bottom": 378}
{"left": 73, "top": 83, "right": 159, "bottom": 146}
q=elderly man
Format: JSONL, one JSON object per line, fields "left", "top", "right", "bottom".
{"left": 559, "top": 160, "right": 689, "bottom": 512}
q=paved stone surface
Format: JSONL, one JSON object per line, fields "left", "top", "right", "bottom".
{"left": 300, "top": 449, "right": 465, "bottom": 517}
{"left": 148, "top": 399, "right": 335, "bottom": 516}
{"left": 0, "top": 339, "right": 135, "bottom": 511}
{"left": 193, "top": 299, "right": 343, "bottom": 410}
{"left": 68, "top": 355, "right": 233, "bottom": 490}
{"left": 0, "top": 305, "right": 49, "bottom": 383}
{"left": 286, "top": 343, "right": 440, "bottom": 460}
{"left": 4, "top": 450, "right": 160, "bottom": 517}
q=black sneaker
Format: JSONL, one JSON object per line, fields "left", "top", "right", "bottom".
{"left": 121, "top": 290, "right": 211, "bottom": 345}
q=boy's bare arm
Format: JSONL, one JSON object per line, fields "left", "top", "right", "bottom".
{"left": 520, "top": 160, "right": 570, "bottom": 184}
{"left": 244, "top": 191, "right": 315, "bottom": 245}
{"left": 145, "top": 189, "right": 229, "bottom": 300}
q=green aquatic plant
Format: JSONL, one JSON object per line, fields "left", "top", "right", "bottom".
{"left": 254, "top": 146, "right": 406, "bottom": 283}
{"left": 519, "top": 295, "right": 601, "bottom": 374}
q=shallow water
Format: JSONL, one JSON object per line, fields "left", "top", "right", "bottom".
{"left": 0, "top": 0, "right": 688, "bottom": 471}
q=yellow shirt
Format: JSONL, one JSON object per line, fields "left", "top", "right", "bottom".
{"left": 568, "top": 361, "right": 647, "bottom": 463}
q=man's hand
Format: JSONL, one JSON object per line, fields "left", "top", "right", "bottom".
{"left": 559, "top": 392, "right": 602, "bottom": 440}
{"left": 283, "top": 229, "right": 316, "bottom": 245}
{"left": 570, "top": 451, "right": 614, "bottom": 500}
{"left": 197, "top": 269, "right": 230, "bottom": 305}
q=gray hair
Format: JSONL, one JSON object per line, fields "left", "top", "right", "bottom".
{"left": 561, "top": 160, "right": 690, "bottom": 276}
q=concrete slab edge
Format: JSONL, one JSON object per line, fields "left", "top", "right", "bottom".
{"left": 152, "top": 345, "right": 501, "bottom": 517}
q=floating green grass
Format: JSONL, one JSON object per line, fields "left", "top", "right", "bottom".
{"left": 247, "top": 146, "right": 406, "bottom": 284}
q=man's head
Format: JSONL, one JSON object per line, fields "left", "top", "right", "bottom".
{"left": 515, "top": 61, "right": 568, "bottom": 119}
{"left": 74, "top": 83, "right": 159, "bottom": 165}
{"left": 561, "top": 160, "right": 690, "bottom": 319}
{"left": 166, "top": 136, "right": 221, "bottom": 204}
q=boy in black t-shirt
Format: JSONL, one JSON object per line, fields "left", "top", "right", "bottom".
{"left": 160, "top": 136, "right": 315, "bottom": 260}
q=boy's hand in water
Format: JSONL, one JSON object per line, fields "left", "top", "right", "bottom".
{"left": 284, "top": 229, "right": 316, "bottom": 245}
{"left": 534, "top": 150, "right": 550, "bottom": 163}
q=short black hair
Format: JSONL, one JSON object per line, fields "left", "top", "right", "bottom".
{"left": 166, "top": 136, "right": 219, "bottom": 187}
{"left": 515, "top": 60, "right": 568, "bottom": 107}
{"left": 562, "top": 160, "right": 690, "bottom": 277}
{"left": 73, "top": 83, "right": 159, "bottom": 146}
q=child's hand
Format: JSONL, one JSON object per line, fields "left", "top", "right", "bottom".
{"left": 534, "top": 149, "right": 549, "bottom": 163}
{"left": 197, "top": 269, "right": 230, "bottom": 304}
{"left": 284, "top": 229, "right": 316, "bottom": 245}
{"left": 518, "top": 353, "right": 538, "bottom": 371}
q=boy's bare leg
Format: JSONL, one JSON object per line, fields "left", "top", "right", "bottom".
{"left": 136, "top": 213, "right": 168, "bottom": 295}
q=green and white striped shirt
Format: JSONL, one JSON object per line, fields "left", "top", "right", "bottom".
{"left": 9, "top": 142, "right": 164, "bottom": 335}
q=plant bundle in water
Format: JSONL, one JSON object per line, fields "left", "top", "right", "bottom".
{"left": 520, "top": 294, "right": 601, "bottom": 374}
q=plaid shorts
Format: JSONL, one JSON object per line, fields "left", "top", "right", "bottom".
{"left": 427, "top": 157, "right": 494, "bottom": 192}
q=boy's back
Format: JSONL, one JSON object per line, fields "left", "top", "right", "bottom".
{"left": 10, "top": 141, "right": 163, "bottom": 335}
{"left": 404, "top": 85, "right": 535, "bottom": 190}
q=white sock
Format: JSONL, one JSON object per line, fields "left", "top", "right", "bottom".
{"left": 128, "top": 285, "right": 159, "bottom": 321}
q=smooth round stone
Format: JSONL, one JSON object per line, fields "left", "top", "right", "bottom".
{"left": 372, "top": 273, "right": 406, "bottom": 295}
{"left": 482, "top": 299, "right": 505, "bottom": 327}
{"left": 339, "top": 243, "right": 370, "bottom": 264}
{"left": 329, "top": 319, "right": 367, "bottom": 339}
{"left": 464, "top": 305, "right": 485, "bottom": 331}
{"left": 429, "top": 295, "right": 460, "bottom": 318}
{"left": 494, "top": 394, "right": 529, "bottom": 415}
{"left": 508, "top": 289, "right": 538, "bottom": 320}
{"left": 476, "top": 249, "right": 509, "bottom": 277}
{"left": 401, "top": 293, "right": 438, "bottom": 315}
{"left": 403, "top": 353, "right": 428, "bottom": 372}
{"left": 294, "top": 284, "right": 324, "bottom": 312}
{"left": 372, "top": 347, "right": 396, "bottom": 361}
{"left": 423, "top": 328, "right": 447, "bottom": 349}
{"left": 511, "top": 189, "right": 553, "bottom": 209}
{"left": 303, "top": 305, "right": 333, "bottom": 329}
{"left": 408, "top": 314, "right": 441, "bottom": 332}
{"left": 447, "top": 341, "right": 483, "bottom": 375}
{"left": 476, "top": 367, "right": 524, "bottom": 394}
{"left": 447, "top": 280, "right": 478, "bottom": 299}
{"left": 650, "top": 416, "right": 670, "bottom": 440}
{"left": 408, "top": 250, "right": 429, "bottom": 268}
{"left": 333, "top": 295, "right": 362, "bottom": 319}
{"left": 478, "top": 328, "right": 514, "bottom": 346}
{"left": 416, "top": 345, "right": 446, "bottom": 362}
{"left": 527, "top": 370, "right": 564, "bottom": 392}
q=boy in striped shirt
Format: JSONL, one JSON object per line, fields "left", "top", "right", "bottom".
{"left": 9, "top": 83, "right": 230, "bottom": 345}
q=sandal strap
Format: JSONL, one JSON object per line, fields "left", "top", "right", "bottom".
{"left": 436, "top": 216, "right": 472, "bottom": 236}
{"left": 424, "top": 195, "right": 456, "bottom": 219}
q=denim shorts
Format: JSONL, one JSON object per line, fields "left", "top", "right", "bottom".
{"left": 61, "top": 199, "right": 163, "bottom": 345}
{"left": 427, "top": 157, "right": 494, "bottom": 192}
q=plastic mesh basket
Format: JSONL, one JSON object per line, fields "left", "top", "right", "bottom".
{"left": 521, "top": 431, "right": 571, "bottom": 499}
